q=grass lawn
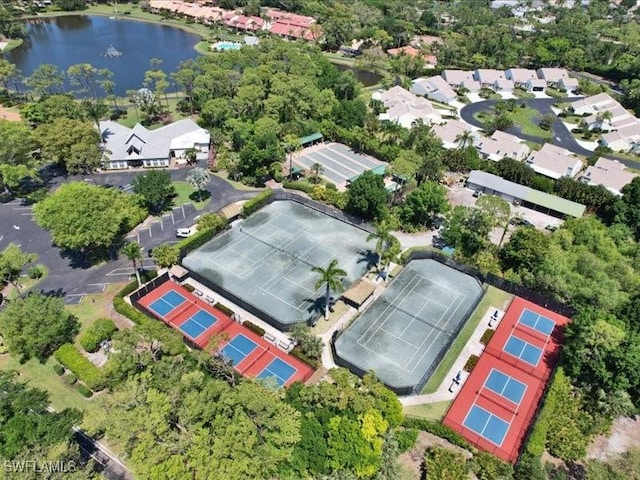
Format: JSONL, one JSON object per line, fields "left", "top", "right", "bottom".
{"left": 116, "top": 94, "right": 190, "bottom": 129}
{"left": 212, "top": 172, "right": 263, "bottom": 191}
{"left": 66, "top": 283, "right": 127, "bottom": 338}
{"left": 0, "top": 38, "right": 23, "bottom": 54}
{"left": 510, "top": 106, "right": 553, "bottom": 139}
{"left": 403, "top": 400, "right": 452, "bottom": 421}
{"left": 421, "top": 285, "right": 513, "bottom": 394}
{"left": 311, "top": 300, "right": 349, "bottom": 335}
{"left": 6, "top": 265, "right": 49, "bottom": 300}
{"left": 561, "top": 114, "right": 585, "bottom": 125}
{"left": 173, "top": 181, "right": 211, "bottom": 210}
{"left": 513, "top": 88, "right": 535, "bottom": 99}
{"left": 0, "top": 354, "right": 97, "bottom": 413}
{"left": 524, "top": 140, "right": 543, "bottom": 151}
{"left": 545, "top": 87, "right": 568, "bottom": 98}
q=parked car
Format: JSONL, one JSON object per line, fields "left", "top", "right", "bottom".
{"left": 510, "top": 217, "right": 534, "bottom": 227}
{"left": 545, "top": 224, "right": 558, "bottom": 232}
{"left": 176, "top": 226, "right": 198, "bottom": 238}
{"left": 472, "top": 190, "right": 483, "bottom": 198}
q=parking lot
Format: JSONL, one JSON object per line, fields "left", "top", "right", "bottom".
{"left": 447, "top": 183, "right": 563, "bottom": 243}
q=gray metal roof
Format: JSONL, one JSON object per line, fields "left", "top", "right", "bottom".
{"left": 467, "top": 170, "right": 530, "bottom": 199}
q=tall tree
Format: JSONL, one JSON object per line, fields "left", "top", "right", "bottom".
{"left": 345, "top": 170, "right": 388, "bottom": 221}
{"left": 312, "top": 259, "right": 347, "bottom": 320}
{"left": 132, "top": 169, "right": 175, "bottom": 214}
{"left": 152, "top": 244, "right": 180, "bottom": 269}
{"left": 121, "top": 242, "right": 143, "bottom": 286}
{"left": 185, "top": 167, "right": 211, "bottom": 201}
{"left": 476, "top": 194, "right": 511, "bottom": 247}
{"left": 367, "top": 220, "right": 397, "bottom": 273}
{"left": 25, "top": 64, "right": 65, "bottom": 98}
{"left": 0, "top": 244, "right": 38, "bottom": 299}
{"left": 0, "top": 293, "right": 79, "bottom": 362}
{"left": 35, "top": 118, "right": 101, "bottom": 173}
{"left": 398, "top": 181, "right": 450, "bottom": 229}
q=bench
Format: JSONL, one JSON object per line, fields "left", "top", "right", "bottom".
{"left": 194, "top": 289, "right": 204, "bottom": 297}
{"left": 264, "top": 333, "right": 276, "bottom": 343}
{"left": 205, "top": 295, "right": 215, "bottom": 304}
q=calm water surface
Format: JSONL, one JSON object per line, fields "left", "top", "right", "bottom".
{"left": 4, "top": 15, "right": 200, "bottom": 95}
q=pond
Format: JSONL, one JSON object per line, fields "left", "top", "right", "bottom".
{"left": 333, "top": 62, "right": 382, "bottom": 87}
{"left": 3, "top": 15, "right": 201, "bottom": 95}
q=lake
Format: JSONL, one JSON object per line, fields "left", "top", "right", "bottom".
{"left": 333, "top": 63, "right": 382, "bottom": 87}
{"left": 3, "top": 15, "right": 201, "bottom": 95}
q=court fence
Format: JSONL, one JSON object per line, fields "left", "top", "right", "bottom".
{"left": 129, "top": 272, "right": 171, "bottom": 305}
{"left": 402, "top": 250, "right": 575, "bottom": 319}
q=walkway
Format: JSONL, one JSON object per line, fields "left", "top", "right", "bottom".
{"left": 460, "top": 97, "right": 640, "bottom": 170}
{"left": 400, "top": 306, "right": 506, "bottom": 406}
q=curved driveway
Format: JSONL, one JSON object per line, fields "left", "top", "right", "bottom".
{"left": 460, "top": 97, "right": 640, "bottom": 169}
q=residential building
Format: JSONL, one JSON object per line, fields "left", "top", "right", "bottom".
{"left": 387, "top": 46, "right": 437, "bottom": 68}
{"left": 466, "top": 170, "right": 585, "bottom": 218}
{"left": 505, "top": 68, "right": 538, "bottom": 86}
{"left": 266, "top": 8, "right": 320, "bottom": 41}
{"left": 99, "top": 119, "right": 210, "bottom": 170}
{"left": 524, "top": 78, "right": 547, "bottom": 92}
{"left": 410, "top": 76, "right": 457, "bottom": 104}
{"left": 493, "top": 78, "right": 515, "bottom": 92}
{"left": 536, "top": 68, "right": 570, "bottom": 86}
{"left": 441, "top": 70, "right": 481, "bottom": 92}
{"left": 473, "top": 69, "right": 507, "bottom": 88}
{"left": 557, "top": 77, "right": 579, "bottom": 93}
{"left": 600, "top": 124, "right": 640, "bottom": 153}
{"left": 525, "top": 143, "right": 583, "bottom": 179}
{"left": 432, "top": 120, "right": 476, "bottom": 149}
{"left": 474, "top": 130, "right": 530, "bottom": 161}
{"left": 372, "top": 86, "right": 442, "bottom": 129}
{"left": 580, "top": 157, "right": 637, "bottom": 195}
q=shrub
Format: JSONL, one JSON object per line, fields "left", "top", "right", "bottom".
{"left": 79, "top": 318, "right": 117, "bottom": 353}
{"left": 325, "top": 182, "right": 337, "bottom": 191}
{"left": 183, "top": 283, "right": 196, "bottom": 293}
{"left": 53, "top": 363, "right": 65, "bottom": 376}
{"left": 241, "top": 189, "right": 273, "bottom": 217}
{"left": 214, "top": 302, "right": 235, "bottom": 317}
{"left": 242, "top": 320, "right": 265, "bottom": 337}
{"left": 54, "top": 344, "right": 102, "bottom": 390}
{"left": 289, "top": 346, "right": 320, "bottom": 369}
{"left": 27, "top": 265, "right": 44, "bottom": 280}
{"left": 464, "top": 354, "right": 480, "bottom": 372}
{"left": 480, "top": 328, "right": 494, "bottom": 346}
{"left": 400, "top": 246, "right": 431, "bottom": 264}
{"left": 403, "top": 417, "right": 472, "bottom": 451}
{"left": 395, "top": 428, "right": 419, "bottom": 453}
{"left": 64, "top": 373, "right": 77, "bottom": 385}
{"left": 177, "top": 227, "right": 217, "bottom": 259}
{"left": 282, "top": 180, "right": 315, "bottom": 194}
{"left": 76, "top": 384, "right": 93, "bottom": 398}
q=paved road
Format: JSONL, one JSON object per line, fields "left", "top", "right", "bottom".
{"left": 0, "top": 168, "right": 258, "bottom": 304}
{"left": 459, "top": 97, "right": 640, "bottom": 169}
{"left": 73, "top": 428, "right": 134, "bottom": 480}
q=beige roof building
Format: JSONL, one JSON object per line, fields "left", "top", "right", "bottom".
{"left": 580, "top": 157, "right": 637, "bottom": 195}
{"left": 474, "top": 130, "right": 530, "bottom": 161}
{"left": 525, "top": 143, "right": 583, "bottom": 179}
{"left": 536, "top": 68, "right": 570, "bottom": 85}
{"left": 410, "top": 76, "right": 457, "bottom": 104}
{"left": 505, "top": 68, "right": 538, "bottom": 85}
{"left": 441, "top": 70, "right": 481, "bottom": 92}
{"left": 431, "top": 119, "right": 476, "bottom": 149}
{"left": 372, "top": 86, "right": 442, "bottom": 129}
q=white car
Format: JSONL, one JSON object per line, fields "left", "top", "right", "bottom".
{"left": 176, "top": 226, "right": 197, "bottom": 238}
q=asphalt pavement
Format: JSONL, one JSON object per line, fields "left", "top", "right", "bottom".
{"left": 0, "top": 168, "right": 258, "bottom": 304}
{"left": 459, "top": 96, "right": 640, "bottom": 169}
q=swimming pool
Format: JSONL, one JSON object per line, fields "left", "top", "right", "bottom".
{"left": 212, "top": 41, "right": 242, "bottom": 51}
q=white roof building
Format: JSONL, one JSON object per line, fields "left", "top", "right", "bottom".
{"left": 557, "top": 77, "right": 579, "bottom": 92}
{"left": 580, "top": 157, "right": 637, "bottom": 195}
{"left": 372, "top": 86, "right": 442, "bottom": 129}
{"left": 473, "top": 69, "right": 507, "bottom": 87}
{"left": 441, "top": 70, "right": 481, "bottom": 92}
{"left": 505, "top": 68, "right": 538, "bottom": 86}
{"left": 431, "top": 119, "right": 477, "bottom": 149}
{"left": 99, "top": 119, "right": 210, "bottom": 170}
{"left": 410, "top": 76, "right": 457, "bottom": 104}
{"left": 525, "top": 143, "right": 583, "bottom": 179}
{"left": 536, "top": 68, "right": 570, "bottom": 86}
{"left": 474, "top": 130, "right": 530, "bottom": 161}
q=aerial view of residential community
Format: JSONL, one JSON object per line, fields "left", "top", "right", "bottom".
{"left": 1, "top": 0, "right": 640, "bottom": 478}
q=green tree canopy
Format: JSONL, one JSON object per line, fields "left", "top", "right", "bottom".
{"left": 0, "top": 293, "right": 79, "bottom": 362}
{"left": 423, "top": 446, "right": 468, "bottom": 480}
{"left": 398, "top": 181, "right": 449, "bottom": 229}
{"left": 33, "top": 182, "right": 146, "bottom": 253}
{"left": 132, "top": 169, "right": 175, "bottom": 214}
{"left": 345, "top": 170, "right": 388, "bottom": 221}
{"left": 35, "top": 118, "right": 102, "bottom": 173}
{"left": 0, "top": 244, "right": 38, "bottom": 298}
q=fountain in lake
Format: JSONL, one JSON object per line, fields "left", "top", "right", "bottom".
{"left": 103, "top": 45, "right": 123, "bottom": 58}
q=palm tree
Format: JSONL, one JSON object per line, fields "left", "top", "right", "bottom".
{"left": 455, "top": 130, "right": 474, "bottom": 150}
{"left": 312, "top": 259, "right": 347, "bottom": 320}
{"left": 121, "top": 241, "right": 143, "bottom": 287}
{"left": 596, "top": 110, "right": 613, "bottom": 131}
{"left": 366, "top": 220, "right": 398, "bottom": 276}
{"left": 310, "top": 162, "right": 324, "bottom": 184}
{"left": 186, "top": 167, "right": 211, "bottom": 201}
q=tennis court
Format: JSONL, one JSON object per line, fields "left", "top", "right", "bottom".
{"left": 294, "top": 142, "right": 386, "bottom": 189}
{"left": 518, "top": 309, "right": 555, "bottom": 336}
{"left": 334, "top": 259, "right": 484, "bottom": 394}
{"left": 463, "top": 405, "right": 511, "bottom": 446}
{"left": 179, "top": 310, "right": 220, "bottom": 340}
{"left": 182, "top": 201, "right": 372, "bottom": 329}
{"left": 257, "top": 358, "right": 298, "bottom": 386}
{"left": 148, "top": 290, "right": 187, "bottom": 318}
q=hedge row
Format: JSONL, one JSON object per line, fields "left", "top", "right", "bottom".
{"left": 214, "top": 302, "right": 235, "bottom": 317}
{"left": 282, "top": 181, "right": 314, "bottom": 194}
{"left": 177, "top": 227, "right": 217, "bottom": 259}
{"left": 79, "top": 318, "right": 117, "bottom": 353}
{"left": 402, "top": 417, "right": 473, "bottom": 451}
{"left": 54, "top": 344, "right": 103, "bottom": 391}
{"left": 464, "top": 354, "right": 480, "bottom": 372}
{"left": 53, "top": 363, "right": 65, "bottom": 376}
{"left": 76, "top": 384, "right": 93, "bottom": 398}
{"left": 241, "top": 189, "right": 273, "bottom": 217}
{"left": 400, "top": 246, "right": 432, "bottom": 264}
{"left": 480, "top": 328, "right": 495, "bottom": 346}
{"left": 289, "top": 346, "right": 320, "bottom": 370}
{"left": 242, "top": 321, "right": 265, "bottom": 337}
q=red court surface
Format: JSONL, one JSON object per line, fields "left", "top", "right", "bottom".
{"left": 136, "top": 281, "right": 314, "bottom": 387}
{"left": 443, "top": 297, "right": 571, "bottom": 463}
